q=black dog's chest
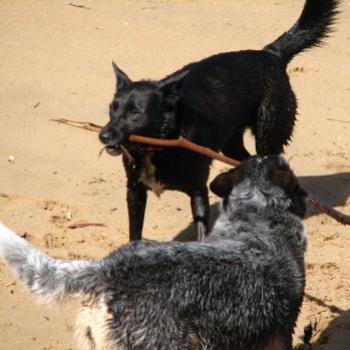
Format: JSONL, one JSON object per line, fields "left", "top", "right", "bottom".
{"left": 138, "top": 153, "right": 165, "bottom": 196}
{"left": 137, "top": 149, "right": 211, "bottom": 196}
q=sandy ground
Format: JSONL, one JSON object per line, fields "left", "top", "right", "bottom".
{"left": 0, "top": 0, "right": 349, "bottom": 349}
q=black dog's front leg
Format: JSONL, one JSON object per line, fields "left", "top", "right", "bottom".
{"left": 126, "top": 181, "right": 147, "bottom": 241}
{"left": 123, "top": 158, "right": 147, "bottom": 241}
{"left": 190, "top": 188, "right": 209, "bottom": 242}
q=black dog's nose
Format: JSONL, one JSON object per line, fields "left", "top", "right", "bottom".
{"left": 99, "top": 129, "right": 116, "bottom": 144}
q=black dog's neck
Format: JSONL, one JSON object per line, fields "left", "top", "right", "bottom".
{"left": 159, "top": 109, "right": 180, "bottom": 140}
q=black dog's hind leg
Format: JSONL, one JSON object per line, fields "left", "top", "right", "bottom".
{"left": 123, "top": 157, "right": 147, "bottom": 241}
{"left": 254, "top": 78, "right": 297, "bottom": 155}
{"left": 222, "top": 128, "right": 251, "bottom": 161}
{"left": 190, "top": 188, "right": 209, "bottom": 242}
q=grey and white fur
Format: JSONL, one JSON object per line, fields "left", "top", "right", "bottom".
{"left": 0, "top": 155, "right": 307, "bottom": 350}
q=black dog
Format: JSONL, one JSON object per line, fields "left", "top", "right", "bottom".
{"left": 0, "top": 156, "right": 308, "bottom": 350}
{"left": 99, "top": 0, "right": 338, "bottom": 241}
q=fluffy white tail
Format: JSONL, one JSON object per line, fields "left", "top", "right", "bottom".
{"left": 0, "top": 221, "right": 102, "bottom": 302}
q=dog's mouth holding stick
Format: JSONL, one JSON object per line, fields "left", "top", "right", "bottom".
{"left": 99, "top": 144, "right": 129, "bottom": 158}
{"left": 51, "top": 118, "right": 350, "bottom": 225}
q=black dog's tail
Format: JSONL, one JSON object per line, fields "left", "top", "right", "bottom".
{"left": 264, "top": 0, "right": 339, "bottom": 64}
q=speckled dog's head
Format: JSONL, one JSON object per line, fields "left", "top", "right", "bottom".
{"left": 210, "top": 155, "right": 307, "bottom": 218}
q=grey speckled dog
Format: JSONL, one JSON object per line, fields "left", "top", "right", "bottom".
{"left": 0, "top": 156, "right": 307, "bottom": 350}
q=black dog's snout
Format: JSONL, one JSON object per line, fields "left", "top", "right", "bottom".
{"left": 99, "top": 129, "right": 116, "bottom": 144}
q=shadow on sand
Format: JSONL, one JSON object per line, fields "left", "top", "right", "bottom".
{"left": 299, "top": 172, "right": 350, "bottom": 219}
{"left": 295, "top": 301, "right": 350, "bottom": 350}
{"left": 311, "top": 309, "right": 350, "bottom": 349}
{"left": 173, "top": 172, "right": 350, "bottom": 242}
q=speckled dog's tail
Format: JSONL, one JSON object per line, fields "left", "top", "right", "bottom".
{"left": 0, "top": 221, "right": 104, "bottom": 303}
{"left": 264, "top": 0, "right": 339, "bottom": 65}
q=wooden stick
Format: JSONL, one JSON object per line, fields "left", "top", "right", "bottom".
{"left": 307, "top": 195, "right": 350, "bottom": 225}
{"left": 129, "top": 135, "right": 241, "bottom": 167}
{"left": 51, "top": 118, "right": 350, "bottom": 225}
{"left": 120, "top": 144, "right": 135, "bottom": 163}
{"left": 327, "top": 118, "right": 350, "bottom": 124}
{"left": 50, "top": 119, "right": 239, "bottom": 166}
{"left": 51, "top": 118, "right": 102, "bottom": 132}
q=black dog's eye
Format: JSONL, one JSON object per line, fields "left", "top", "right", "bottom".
{"left": 127, "top": 111, "right": 140, "bottom": 119}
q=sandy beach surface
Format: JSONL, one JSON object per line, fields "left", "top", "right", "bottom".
{"left": 0, "top": 1, "right": 349, "bottom": 349}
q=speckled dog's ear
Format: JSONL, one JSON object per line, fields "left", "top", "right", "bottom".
{"left": 210, "top": 168, "right": 241, "bottom": 198}
{"left": 270, "top": 168, "right": 292, "bottom": 188}
{"left": 264, "top": 156, "right": 293, "bottom": 188}
{"left": 267, "top": 159, "right": 307, "bottom": 218}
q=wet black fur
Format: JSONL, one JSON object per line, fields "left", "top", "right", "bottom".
{"left": 99, "top": 0, "right": 338, "bottom": 241}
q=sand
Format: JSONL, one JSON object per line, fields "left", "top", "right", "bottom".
{"left": 0, "top": 0, "right": 349, "bottom": 349}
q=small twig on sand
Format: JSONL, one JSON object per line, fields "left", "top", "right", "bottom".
{"left": 67, "top": 3, "right": 91, "bottom": 10}
{"left": 68, "top": 223, "right": 106, "bottom": 229}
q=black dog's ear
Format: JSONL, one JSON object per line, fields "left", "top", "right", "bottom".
{"left": 158, "top": 69, "right": 189, "bottom": 107}
{"left": 112, "top": 61, "right": 131, "bottom": 90}
{"left": 210, "top": 168, "right": 241, "bottom": 198}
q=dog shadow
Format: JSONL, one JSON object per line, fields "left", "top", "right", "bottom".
{"left": 173, "top": 172, "right": 350, "bottom": 242}
{"left": 311, "top": 309, "right": 350, "bottom": 349}
{"left": 299, "top": 172, "right": 350, "bottom": 219}
{"left": 295, "top": 294, "right": 350, "bottom": 349}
